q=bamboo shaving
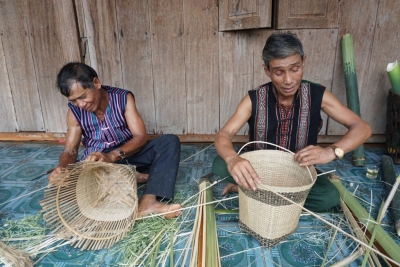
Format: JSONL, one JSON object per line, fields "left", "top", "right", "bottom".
{"left": 0, "top": 241, "right": 33, "bottom": 267}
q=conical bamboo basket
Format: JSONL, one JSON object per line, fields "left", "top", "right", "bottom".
{"left": 40, "top": 162, "right": 138, "bottom": 250}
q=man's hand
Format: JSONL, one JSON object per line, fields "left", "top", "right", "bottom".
{"left": 85, "top": 152, "right": 113, "bottom": 162}
{"left": 226, "top": 155, "right": 261, "bottom": 191}
{"left": 294, "top": 145, "right": 336, "bottom": 166}
{"left": 48, "top": 166, "right": 67, "bottom": 186}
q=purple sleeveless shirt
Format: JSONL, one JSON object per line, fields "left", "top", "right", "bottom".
{"left": 68, "top": 86, "right": 133, "bottom": 160}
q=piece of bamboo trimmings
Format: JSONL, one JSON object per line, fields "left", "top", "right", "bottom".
{"left": 0, "top": 241, "right": 33, "bottom": 267}
{"left": 40, "top": 162, "right": 138, "bottom": 250}
{"left": 237, "top": 141, "right": 317, "bottom": 249}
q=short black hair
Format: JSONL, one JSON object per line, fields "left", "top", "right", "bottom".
{"left": 56, "top": 62, "right": 98, "bottom": 97}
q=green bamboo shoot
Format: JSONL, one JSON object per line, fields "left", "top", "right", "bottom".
{"left": 341, "top": 34, "right": 365, "bottom": 166}
{"left": 387, "top": 60, "right": 400, "bottom": 95}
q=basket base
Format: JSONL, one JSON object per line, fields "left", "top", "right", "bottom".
{"left": 239, "top": 220, "right": 295, "bottom": 249}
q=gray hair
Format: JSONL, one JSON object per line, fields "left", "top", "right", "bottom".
{"left": 262, "top": 33, "right": 304, "bottom": 68}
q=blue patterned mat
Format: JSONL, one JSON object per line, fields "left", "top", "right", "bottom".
{"left": 0, "top": 141, "right": 399, "bottom": 266}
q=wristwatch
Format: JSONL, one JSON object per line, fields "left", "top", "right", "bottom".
{"left": 328, "top": 145, "right": 344, "bottom": 160}
{"left": 116, "top": 149, "right": 126, "bottom": 160}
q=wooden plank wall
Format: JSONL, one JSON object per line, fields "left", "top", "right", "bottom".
{"left": 0, "top": 0, "right": 397, "bottom": 142}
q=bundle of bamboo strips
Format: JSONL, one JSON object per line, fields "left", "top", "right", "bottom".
{"left": 188, "top": 178, "right": 221, "bottom": 267}
{"left": 0, "top": 241, "right": 33, "bottom": 267}
{"left": 330, "top": 175, "right": 400, "bottom": 265}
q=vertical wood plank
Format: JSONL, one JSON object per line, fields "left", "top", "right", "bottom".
{"left": 253, "top": 30, "right": 274, "bottom": 86}
{"left": 0, "top": 0, "right": 44, "bottom": 131}
{"left": 184, "top": 0, "right": 219, "bottom": 134}
{"left": 149, "top": 0, "right": 186, "bottom": 134}
{"left": 295, "top": 29, "right": 338, "bottom": 135}
{"left": 329, "top": 0, "right": 379, "bottom": 135}
{"left": 219, "top": 31, "right": 255, "bottom": 135}
{"left": 26, "top": 0, "right": 81, "bottom": 132}
{"left": 0, "top": 35, "right": 18, "bottom": 132}
{"left": 363, "top": 0, "right": 400, "bottom": 134}
{"left": 81, "top": 0, "right": 123, "bottom": 88}
{"left": 116, "top": 0, "right": 157, "bottom": 133}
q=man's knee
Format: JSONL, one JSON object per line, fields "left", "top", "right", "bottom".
{"left": 160, "top": 134, "right": 180, "bottom": 152}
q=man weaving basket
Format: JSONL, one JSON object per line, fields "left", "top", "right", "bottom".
{"left": 48, "top": 62, "right": 182, "bottom": 219}
{"left": 214, "top": 32, "right": 372, "bottom": 211}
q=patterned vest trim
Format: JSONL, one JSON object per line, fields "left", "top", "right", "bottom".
{"left": 248, "top": 81, "right": 325, "bottom": 152}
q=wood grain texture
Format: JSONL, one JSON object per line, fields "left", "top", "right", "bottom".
{"left": 276, "top": 0, "right": 339, "bottom": 29}
{"left": 0, "top": 0, "right": 44, "bottom": 131}
{"left": 219, "top": 0, "right": 272, "bottom": 31}
{"left": 219, "top": 31, "right": 256, "bottom": 135}
{"left": 294, "top": 29, "right": 338, "bottom": 135}
{"left": 362, "top": 0, "right": 400, "bottom": 134}
{"left": 0, "top": 35, "right": 18, "bottom": 132}
{"left": 26, "top": 0, "right": 80, "bottom": 133}
{"left": 329, "top": 0, "right": 379, "bottom": 135}
{"left": 116, "top": 1, "right": 157, "bottom": 133}
{"left": 252, "top": 30, "right": 273, "bottom": 86}
{"left": 184, "top": 0, "right": 219, "bottom": 134}
{"left": 81, "top": 0, "right": 123, "bottom": 88}
{"left": 149, "top": 0, "right": 186, "bottom": 134}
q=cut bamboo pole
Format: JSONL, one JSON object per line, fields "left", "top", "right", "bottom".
{"left": 341, "top": 33, "right": 365, "bottom": 166}
{"left": 330, "top": 176, "right": 400, "bottom": 263}
{"left": 387, "top": 60, "right": 400, "bottom": 95}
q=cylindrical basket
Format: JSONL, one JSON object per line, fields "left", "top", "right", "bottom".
{"left": 237, "top": 143, "right": 316, "bottom": 249}
{"left": 386, "top": 89, "right": 400, "bottom": 164}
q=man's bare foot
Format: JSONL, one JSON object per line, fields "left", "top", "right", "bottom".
{"left": 136, "top": 172, "right": 149, "bottom": 183}
{"left": 137, "top": 194, "right": 182, "bottom": 219}
{"left": 222, "top": 183, "right": 239, "bottom": 195}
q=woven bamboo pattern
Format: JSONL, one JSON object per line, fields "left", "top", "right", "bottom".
{"left": 40, "top": 162, "right": 138, "bottom": 250}
{"left": 238, "top": 149, "right": 316, "bottom": 249}
{"left": 386, "top": 89, "right": 400, "bottom": 164}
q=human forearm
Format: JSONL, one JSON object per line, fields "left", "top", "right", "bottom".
{"left": 58, "top": 151, "right": 78, "bottom": 168}
{"left": 333, "top": 121, "right": 372, "bottom": 153}
{"left": 215, "top": 131, "right": 240, "bottom": 163}
{"left": 104, "top": 135, "right": 149, "bottom": 162}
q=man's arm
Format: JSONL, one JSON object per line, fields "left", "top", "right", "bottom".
{"left": 294, "top": 90, "right": 372, "bottom": 166}
{"left": 85, "top": 93, "right": 148, "bottom": 162}
{"left": 48, "top": 109, "right": 82, "bottom": 183}
{"left": 215, "top": 95, "right": 261, "bottom": 190}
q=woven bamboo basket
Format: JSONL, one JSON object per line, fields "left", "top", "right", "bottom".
{"left": 237, "top": 142, "right": 317, "bottom": 249}
{"left": 40, "top": 162, "right": 138, "bottom": 250}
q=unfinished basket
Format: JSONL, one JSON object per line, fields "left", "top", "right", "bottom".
{"left": 40, "top": 162, "right": 138, "bottom": 250}
{"left": 238, "top": 142, "right": 317, "bottom": 249}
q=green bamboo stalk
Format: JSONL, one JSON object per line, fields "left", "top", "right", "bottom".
{"left": 330, "top": 178, "right": 400, "bottom": 263}
{"left": 202, "top": 178, "right": 221, "bottom": 267}
{"left": 361, "top": 201, "right": 385, "bottom": 267}
{"left": 387, "top": 60, "right": 400, "bottom": 95}
{"left": 341, "top": 34, "right": 365, "bottom": 166}
{"left": 169, "top": 230, "right": 174, "bottom": 267}
{"left": 382, "top": 155, "right": 400, "bottom": 236}
{"left": 148, "top": 231, "right": 163, "bottom": 267}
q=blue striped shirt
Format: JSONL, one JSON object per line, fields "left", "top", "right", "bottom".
{"left": 68, "top": 86, "right": 133, "bottom": 160}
